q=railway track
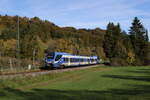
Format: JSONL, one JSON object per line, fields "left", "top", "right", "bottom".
{"left": 0, "top": 64, "right": 103, "bottom": 78}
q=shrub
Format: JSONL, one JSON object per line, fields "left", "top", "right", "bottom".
{"left": 110, "top": 58, "right": 128, "bottom": 66}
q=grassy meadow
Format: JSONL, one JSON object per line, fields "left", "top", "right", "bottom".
{"left": 0, "top": 66, "right": 150, "bottom": 100}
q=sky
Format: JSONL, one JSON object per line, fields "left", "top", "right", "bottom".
{"left": 0, "top": 0, "right": 150, "bottom": 38}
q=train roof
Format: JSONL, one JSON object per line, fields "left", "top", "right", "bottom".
{"left": 48, "top": 52, "right": 98, "bottom": 58}
{"left": 54, "top": 52, "right": 71, "bottom": 55}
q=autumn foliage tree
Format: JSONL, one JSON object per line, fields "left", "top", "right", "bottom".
{"left": 0, "top": 15, "right": 149, "bottom": 67}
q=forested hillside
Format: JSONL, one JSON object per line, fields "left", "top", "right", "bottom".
{"left": 0, "top": 15, "right": 149, "bottom": 67}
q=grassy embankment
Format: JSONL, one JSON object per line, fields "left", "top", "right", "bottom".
{"left": 0, "top": 66, "right": 150, "bottom": 100}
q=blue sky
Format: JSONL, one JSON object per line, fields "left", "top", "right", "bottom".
{"left": 0, "top": 0, "right": 150, "bottom": 38}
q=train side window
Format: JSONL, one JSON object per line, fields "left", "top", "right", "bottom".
{"left": 70, "top": 58, "right": 72, "bottom": 62}
{"left": 73, "top": 58, "right": 75, "bottom": 62}
{"left": 63, "top": 58, "right": 65, "bottom": 61}
{"left": 64, "top": 58, "right": 66, "bottom": 62}
{"left": 76, "top": 58, "right": 78, "bottom": 62}
{"left": 66, "top": 58, "right": 68, "bottom": 62}
{"left": 64, "top": 58, "right": 68, "bottom": 62}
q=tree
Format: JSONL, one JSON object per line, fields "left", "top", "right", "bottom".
{"left": 103, "top": 23, "right": 127, "bottom": 58}
{"left": 145, "top": 30, "right": 149, "bottom": 42}
{"left": 129, "top": 17, "right": 150, "bottom": 65}
{"left": 127, "top": 50, "right": 136, "bottom": 65}
{"left": 103, "top": 23, "right": 115, "bottom": 58}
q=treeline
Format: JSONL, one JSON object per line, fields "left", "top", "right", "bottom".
{"left": 103, "top": 17, "right": 150, "bottom": 65}
{"left": 0, "top": 15, "right": 149, "bottom": 66}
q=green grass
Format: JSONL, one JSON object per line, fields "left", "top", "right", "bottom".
{"left": 0, "top": 66, "right": 150, "bottom": 100}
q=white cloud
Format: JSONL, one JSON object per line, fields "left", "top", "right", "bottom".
{"left": 56, "top": 0, "right": 150, "bottom": 37}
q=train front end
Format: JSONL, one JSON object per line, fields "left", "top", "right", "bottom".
{"left": 45, "top": 52, "right": 55, "bottom": 69}
{"left": 45, "top": 52, "right": 65, "bottom": 69}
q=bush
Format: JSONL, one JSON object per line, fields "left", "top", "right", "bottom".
{"left": 0, "top": 57, "right": 42, "bottom": 72}
{"left": 110, "top": 58, "right": 128, "bottom": 66}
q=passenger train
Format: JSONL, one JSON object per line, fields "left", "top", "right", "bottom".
{"left": 44, "top": 52, "right": 100, "bottom": 69}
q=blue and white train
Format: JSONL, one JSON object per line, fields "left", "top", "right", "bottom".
{"left": 44, "top": 52, "right": 100, "bottom": 69}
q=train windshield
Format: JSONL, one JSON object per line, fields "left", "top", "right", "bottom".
{"left": 55, "top": 55, "right": 62, "bottom": 61}
{"left": 46, "top": 52, "right": 54, "bottom": 59}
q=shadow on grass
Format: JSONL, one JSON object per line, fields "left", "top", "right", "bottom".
{"left": 126, "top": 69, "right": 150, "bottom": 75}
{"left": 0, "top": 88, "right": 118, "bottom": 100}
{"left": 1, "top": 68, "right": 150, "bottom": 100}
{"left": 0, "top": 85, "right": 150, "bottom": 100}
{"left": 103, "top": 75, "right": 150, "bottom": 82}
{"left": 103, "top": 68, "right": 150, "bottom": 82}
{"left": 99, "top": 68, "right": 150, "bottom": 99}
